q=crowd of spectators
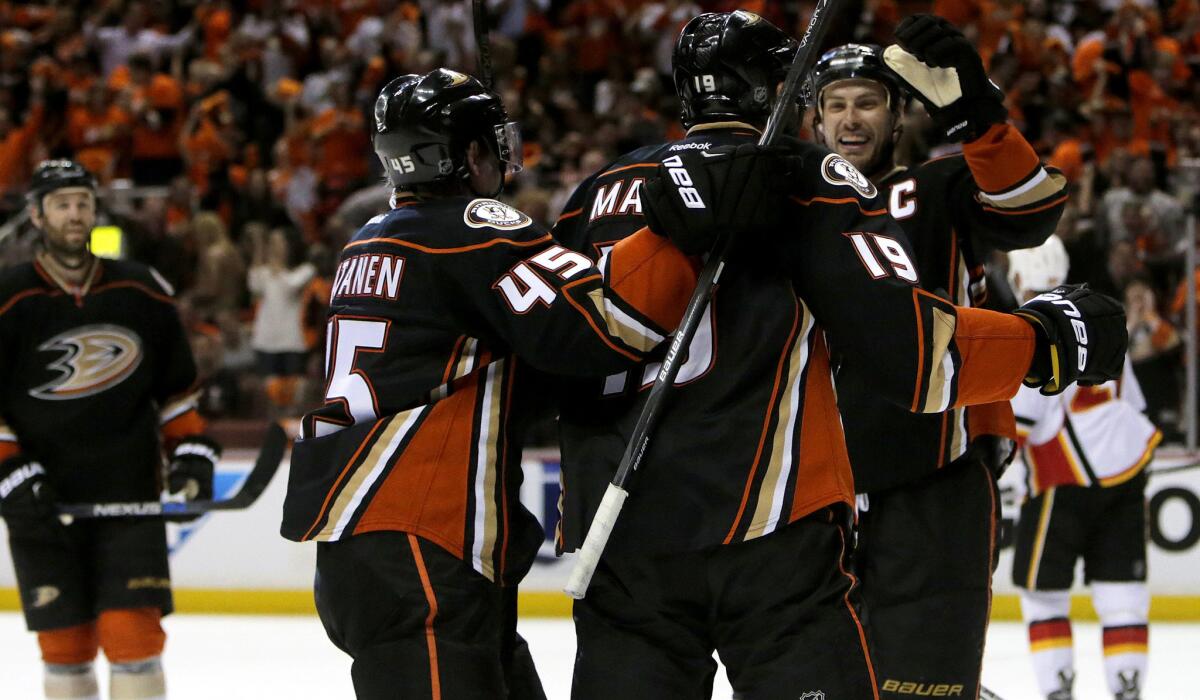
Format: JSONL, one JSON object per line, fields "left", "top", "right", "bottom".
{"left": 0, "top": 0, "right": 1197, "bottom": 439}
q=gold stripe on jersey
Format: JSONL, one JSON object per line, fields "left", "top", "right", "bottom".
{"left": 0, "top": 416, "right": 15, "bottom": 443}
{"left": 978, "top": 169, "right": 1068, "bottom": 210}
{"left": 1099, "top": 430, "right": 1162, "bottom": 488}
{"left": 314, "top": 407, "right": 428, "bottom": 540}
{"left": 1057, "top": 432, "right": 1092, "bottom": 486}
{"left": 1026, "top": 487, "right": 1057, "bottom": 588}
{"left": 745, "top": 304, "right": 815, "bottom": 540}
{"left": 470, "top": 361, "right": 505, "bottom": 581}
{"left": 921, "top": 308, "right": 958, "bottom": 413}
{"left": 159, "top": 389, "right": 202, "bottom": 424}
{"left": 583, "top": 288, "right": 665, "bottom": 353}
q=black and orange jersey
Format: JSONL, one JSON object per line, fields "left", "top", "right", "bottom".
{"left": 280, "top": 195, "right": 695, "bottom": 585}
{"left": 552, "top": 124, "right": 1039, "bottom": 556}
{"left": 836, "top": 123, "right": 1068, "bottom": 494}
{"left": 0, "top": 254, "right": 203, "bottom": 502}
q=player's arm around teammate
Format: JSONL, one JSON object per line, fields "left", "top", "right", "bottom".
{"left": 280, "top": 69, "right": 756, "bottom": 700}
{"left": 0, "top": 160, "right": 218, "bottom": 700}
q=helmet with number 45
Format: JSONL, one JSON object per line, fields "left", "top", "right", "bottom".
{"left": 372, "top": 68, "right": 523, "bottom": 195}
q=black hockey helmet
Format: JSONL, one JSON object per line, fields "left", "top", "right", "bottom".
{"left": 372, "top": 68, "right": 522, "bottom": 194}
{"left": 673, "top": 11, "right": 798, "bottom": 129}
{"left": 26, "top": 159, "right": 97, "bottom": 211}
{"left": 806, "top": 43, "right": 905, "bottom": 117}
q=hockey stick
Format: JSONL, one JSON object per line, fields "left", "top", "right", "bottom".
{"left": 472, "top": 0, "right": 494, "bottom": 89}
{"left": 564, "top": 0, "right": 844, "bottom": 599}
{"left": 56, "top": 422, "right": 288, "bottom": 522}
{"left": 1148, "top": 460, "right": 1200, "bottom": 476}
{"left": 978, "top": 686, "right": 1006, "bottom": 700}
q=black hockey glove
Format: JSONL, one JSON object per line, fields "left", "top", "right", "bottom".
{"left": 167, "top": 436, "right": 220, "bottom": 501}
{"left": 0, "top": 454, "right": 63, "bottom": 537}
{"left": 883, "top": 14, "right": 1008, "bottom": 143}
{"left": 641, "top": 143, "right": 788, "bottom": 256}
{"left": 1015, "top": 284, "right": 1127, "bottom": 396}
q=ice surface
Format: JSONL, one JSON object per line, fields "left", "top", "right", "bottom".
{"left": 1, "top": 613, "right": 1196, "bottom": 698}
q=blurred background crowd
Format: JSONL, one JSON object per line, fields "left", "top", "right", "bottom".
{"left": 0, "top": 0, "right": 1197, "bottom": 443}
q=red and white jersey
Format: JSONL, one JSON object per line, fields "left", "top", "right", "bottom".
{"left": 1012, "top": 357, "right": 1161, "bottom": 495}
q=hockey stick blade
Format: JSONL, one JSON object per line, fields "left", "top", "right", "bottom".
{"left": 57, "top": 422, "right": 288, "bottom": 521}
{"left": 564, "top": 0, "right": 845, "bottom": 600}
{"left": 978, "top": 686, "right": 1006, "bottom": 700}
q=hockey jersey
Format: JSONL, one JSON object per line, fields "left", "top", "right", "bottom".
{"left": 0, "top": 254, "right": 204, "bottom": 502}
{"left": 1012, "top": 358, "right": 1161, "bottom": 496}
{"left": 835, "top": 123, "right": 1069, "bottom": 493}
{"left": 280, "top": 195, "right": 695, "bottom": 585}
{"left": 553, "top": 123, "right": 1039, "bottom": 556}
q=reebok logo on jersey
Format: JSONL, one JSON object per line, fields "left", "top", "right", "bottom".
{"left": 30, "top": 325, "right": 143, "bottom": 401}
{"left": 668, "top": 142, "right": 711, "bottom": 152}
{"left": 820, "top": 153, "right": 878, "bottom": 199}
{"left": 0, "top": 461, "right": 44, "bottom": 498}
{"left": 464, "top": 199, "right": 532, "bottom": 230}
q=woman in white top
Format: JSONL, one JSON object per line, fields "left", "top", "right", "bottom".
{"left": 248, "top": 227, "right": 315, "bottom": 414}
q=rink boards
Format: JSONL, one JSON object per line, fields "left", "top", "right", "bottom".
{"left": 2, "top": 448, "right": 1198, "bottom": 618}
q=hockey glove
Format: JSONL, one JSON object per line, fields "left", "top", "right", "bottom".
{"left": 882, "top": 14, "right": 1008, "bottom": 143}
{"left": 1015, "top": 284, "right": 1127, "bottom": 396}
{"left": 641, "top": 143, "right": 788, "bottom": 256}
{"left": 0, "top": 454, "right": 64, "bottom": 537}
{"left": 167, "top": 436, "right": 220, "bottom": 501}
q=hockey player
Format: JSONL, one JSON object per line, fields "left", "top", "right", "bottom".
{"left": 1008, "top": 238, "right": 1158, "bottom": 700}
{"left": 278, "top": 68, "right": 745, "bottom": 700}
{"left": 552, "top": 11, "right": 1123, "bottom": 699}
{"left": 0, "top": 160, "right": 219, "bottom": 700}
{"left": 808, "top": 17, "right": 1070, "bottom": 696}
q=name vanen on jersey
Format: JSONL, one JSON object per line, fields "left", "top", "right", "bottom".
{"left": 281, "top": 194, "right": 693, "bottom": 584}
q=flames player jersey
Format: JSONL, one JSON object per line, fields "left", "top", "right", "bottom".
{"left": 0, "top": 255, "right": 203, "bottom": 502}
{"left": 1012, "top": 358, "right": 1161, "bottom": 496}
{"left": 552, "top": 124, "right": 1039, "bottom": 555}
{"left": 835, "top": 123, "right": 1069, "bottom": 493}
{"left": 280, "top": 195, "right": 694, "bottom": 585}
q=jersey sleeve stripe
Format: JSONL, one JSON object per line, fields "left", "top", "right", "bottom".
{"left": 92, "top": 281, "right": 176, "bottom": 306}
{"left": 979, "top": 192, "right": 1069, "bottom": 216}
{"left": 0, "top": 288, "right": 49, "bottom": 318}
{"left": 560, "top": 276, "right": 642, "bottom": 362}
{"left": 556, "top": 208, "right": 583, "bottom": 223}
{"left": 344, "top": 233, "right": 553, "bottom": 255}
{"left": 979, "top": 171, "right": 1068, "bottom": 210}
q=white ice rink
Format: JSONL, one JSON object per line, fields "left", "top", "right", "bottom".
{"left": 2, "top": 613, "right": 1197, "bottom": 698}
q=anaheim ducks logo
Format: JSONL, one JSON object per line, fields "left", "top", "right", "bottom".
{"left": 820, "top": 152, "right": 878, "bottom": 199}
{"left": 464, "top": 199, "right": 532, "bottom": 230}
{"left": 30, "top": 325, "right": 143, "bottom": 401}
{"left": 30, "top": 586, "right": 60, "bottom": 608}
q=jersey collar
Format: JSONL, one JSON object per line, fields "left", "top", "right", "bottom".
{"left": 34, "top": 251, "right": 101, "bottom": 300}
{"left": 685, "top": 121, "right": 762, "bottom": 136}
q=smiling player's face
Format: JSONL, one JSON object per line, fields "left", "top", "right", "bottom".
{"left": 818, "top": 80, "right": 896, "bottom": 178}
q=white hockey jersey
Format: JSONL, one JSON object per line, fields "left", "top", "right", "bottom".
{"left": 1011, "top": 357, "right": 1161, "bottom": 496}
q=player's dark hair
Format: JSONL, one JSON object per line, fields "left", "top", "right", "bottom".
{"left": 672, "top": 11, "right": 798, "bottom": 129}
{"left": 372, "top": 69, "right": 522, "bottom": 198}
